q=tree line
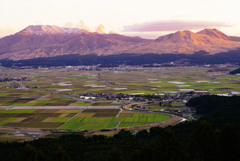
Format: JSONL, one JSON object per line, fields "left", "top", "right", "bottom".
{"left": 1, "top": 49, "right": 240, "bottom": 67}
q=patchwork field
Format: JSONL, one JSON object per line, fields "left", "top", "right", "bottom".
{"left": 0, "top": 67, "right": 239, "bottom": 97}
{"left": 0, "top": 96, "right": 92, "bottom": 106}
{"left": 0, "top": 109, "right": 172, "bottom": 130}
{"left": 0, "top": 67, "right": 238, "bottom": 141}
{"left": 0, "top": 67, "right": 239, "bottom": 130}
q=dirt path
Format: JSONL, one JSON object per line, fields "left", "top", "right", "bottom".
{"left": 115, "top": 108, "right": 122, "bottom": 117}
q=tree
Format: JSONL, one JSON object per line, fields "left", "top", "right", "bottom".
{"left": 189, "top": 120, "right": 218, "bottom": 161}
{"left": 136, "top": 129, "right": 149, "bottom": 138}
{"left": 155, "top": 128, "right": 185, "bottom": 161}
{"left": 220, "top": 123, "right": 240, "bottom": 161}
{"left": 107, "top": 147, "right": 124, "bottom": 161}
{"left": 159, "top": 101, "right": 163, "bottom": 106}
{"left": 130, "top": 149, "right": 141, "bottom": 161}
{"left": 37, "top": 150, "right": 47, "bottom": 161}
{"left": 20, "top": 144, "right": 38, "bottom": 161}
{"left": 114, "top": 129, "right": 132, "bottom": 140}
{"left": 150, "top": 126, "right": 163, "bottom": 137}
{"left": 52, "top": 146, "right": 71, "bottom": 161}
{"left": 139, "top": 144, "right": 154, "bottom": 161}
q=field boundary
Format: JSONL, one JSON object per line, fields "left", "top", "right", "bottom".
{"left": 11, "top": 106, "right": 87, "bottom": 109}
{"left": 0, "top": 114, "right": 183, "bottom": 133}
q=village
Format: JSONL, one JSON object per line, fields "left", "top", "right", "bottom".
{"left": 78, "top": 90, "right": 212, "bottom": 116}
{"left": 0, "top": 65, "right": 240, "bottom": 120}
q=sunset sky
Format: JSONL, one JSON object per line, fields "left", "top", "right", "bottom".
{"left": 0, "top": 0, "right": 240, "bottom": 38}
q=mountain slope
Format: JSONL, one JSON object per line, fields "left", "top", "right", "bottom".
{"left": 0, "top": 26, "right": 240, "bottom": 60}
{"left": 230, "top": 36, "right": 240, "bottom": 42}
{"left": 197, "top": 28, "right": 230, "bottom": 40}
{"left": 155, "top": 30, "right": 207, "bottom": 43}
{"left": 150, "top": 29, "right": 240, "bottom": 54}
{"left": 0, "top": 26, "right": 149, "bottom": 60}
{"left": 0, "top": 25, "right": 87, "bottom": 55}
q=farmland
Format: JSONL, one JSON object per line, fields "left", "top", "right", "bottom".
{"left": 0, "top": 96, "right": 92, "bottom": 106}
{"left": 0, "top": 66, "right": 239, "bottom": 96}
{"left": 0, "top": 66, "right": 239, "bottom": 141}
{"left": 0, "top": 109, "right": 172, "bottom": 130}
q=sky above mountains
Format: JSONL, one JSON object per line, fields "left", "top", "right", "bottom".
{"left": 0, "top": 0, "right": 240, "bottom": 39}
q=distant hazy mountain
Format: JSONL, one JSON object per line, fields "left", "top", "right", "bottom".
{"left": 0, "top": 25, "right": 240, "bottom": 60}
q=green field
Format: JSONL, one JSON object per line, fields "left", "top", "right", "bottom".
{"left": 0, "top": 67, "right": 239, "bottom": 130}
{"left": 171, "top": 103, "right": 185, "bottom": 106}
{"left": 0, "top": 109, "right": 172, "bottom": 129}
{"left": 0, "top": 67, "right": 239, "bottom": 98}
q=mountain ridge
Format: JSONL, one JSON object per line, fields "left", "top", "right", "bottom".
{"left": 0, "top": 25, "right": 240, "bottom": 60}
{"left": 197, "top": 28, "right": 231, "bottom": 40}
{"left": 16, "top": 25, "right": 88, "bottom": 36}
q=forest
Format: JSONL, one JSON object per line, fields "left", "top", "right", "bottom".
{"left": 1, "top": 49, "right": 240, "bottom": 67}
{"left": 0, "top": 95, "right": 239, "bottom": 161}
{"left": 230, "top": 68, "right": 240, "bottom": 74}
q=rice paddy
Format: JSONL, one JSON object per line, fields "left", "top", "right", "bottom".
{"left": 0, "top": 109, "right": 171, "bottom": 129}
{"left": 0, "top": 67, "right": 239, "bottom": 97}
{"left": 0, "top": 66, "right": 240, "bottom": 131}
{"left": 0, "top": 96, "right": 92, "bottom": 106}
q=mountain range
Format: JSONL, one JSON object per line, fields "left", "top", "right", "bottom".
{"left": 0, "top": 25, "right": 240, "bottom": 60}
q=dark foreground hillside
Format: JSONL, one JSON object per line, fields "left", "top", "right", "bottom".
{"left": 0, "top": 95, "right": 240, "bottom": 161}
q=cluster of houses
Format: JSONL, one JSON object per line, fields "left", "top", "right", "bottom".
{"left": 78, "top": 66, "right": 101, "bottom": 71}
{"left": 79, "top": 95, "right": 97, "bottom": 100}
{"left": 78, "top": 90, "right": 214, "bottom": 106}
{"left": 0, "top": 77, "right": 30, "bottom": 82}
{"left": 78, "top": 90, "right": 224, "bottom": 115}
{"left": 165, "top": 108, "right": 196, "bottom": 114}
{"left": 78, "top": 90, "right": 213, "bottom": 102}
{"left": 216, "top": 91, "right": 240, "bottom": 97}
{"left": 79, "top": 93, "right": 130, "bottom": 100}
{"left": 78, "top": 88, "right": 239, "bottom": 103}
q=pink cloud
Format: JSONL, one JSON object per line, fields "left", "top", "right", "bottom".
{"left": 122, "top": 20, "right": 232, "bottom": 32}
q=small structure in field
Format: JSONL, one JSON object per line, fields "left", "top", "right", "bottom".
{"left": 135, "top": 106, "right": 149, "bottom": 110}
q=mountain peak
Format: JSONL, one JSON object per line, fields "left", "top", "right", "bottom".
{"left": 1, "top": 26, "right": 240, "bottom": 61}
{"left": 197, "top": 28, "right": 230, "bottom": 40}
{"left": 155, "top": 30, "right": 200, "bottom": 43}
{"left": 16, "top": 25, "right": 87, "bottom": 36}
{"left": 155, "top": 28, "right": 232, "bottom": 44}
